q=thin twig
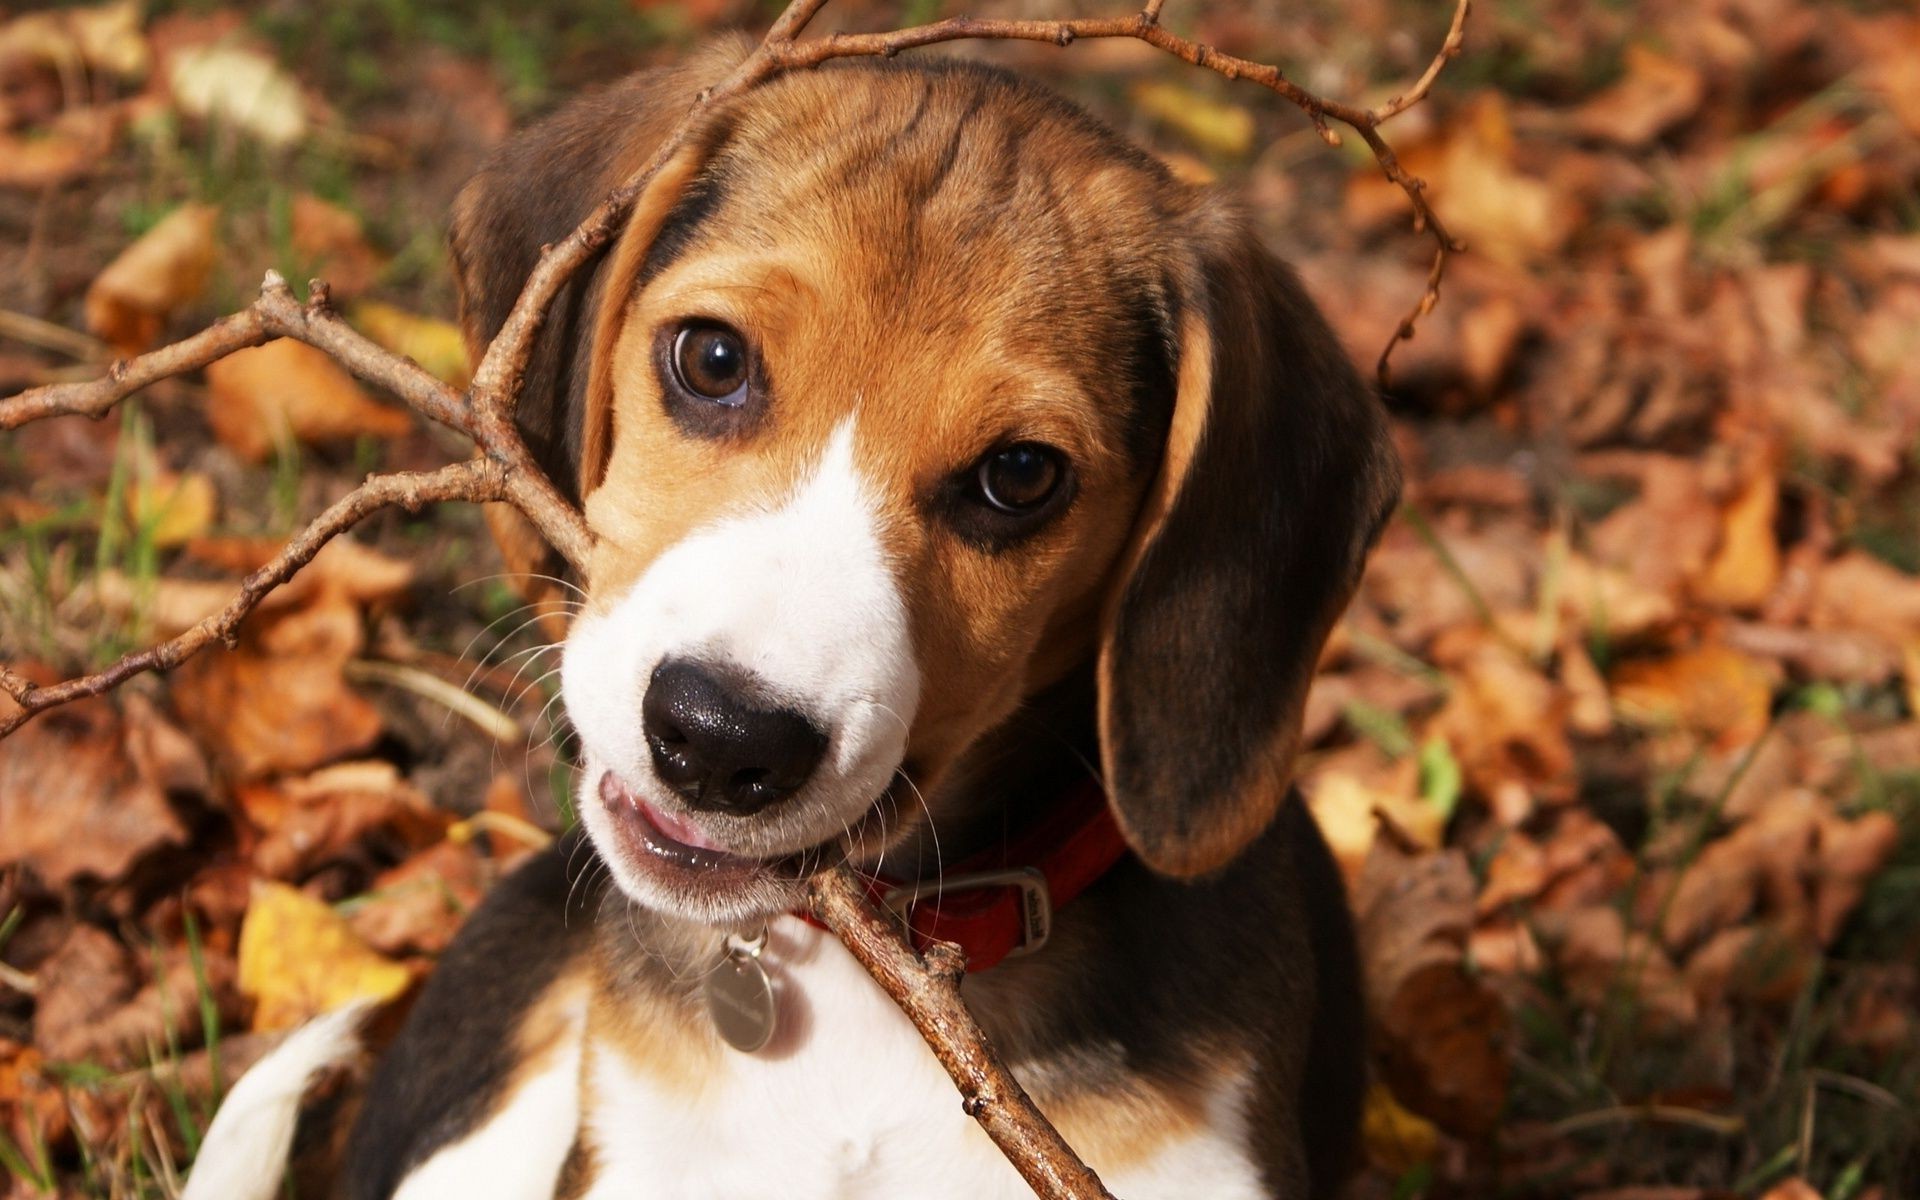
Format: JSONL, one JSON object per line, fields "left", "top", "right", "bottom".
{"left": 0, "top": 272, "right": 469, "bottom": 435}
{"left": 808, "top": 867, "right": 1115, "bottom": 1200}
{"left": 0, "top": 459, "right": 504, "bottom": 736}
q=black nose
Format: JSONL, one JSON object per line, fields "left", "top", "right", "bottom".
{"left": 641, "top": 659, "right": 828, "bottom": 816}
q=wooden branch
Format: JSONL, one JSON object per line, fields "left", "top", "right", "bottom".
{"left": 0, "top": 459, "right": 504, "bottom": 736}
{"left": 807, "top": 868, "right": 1114, "bottom": 1200}
{"left": 0, "top": 273, "right": 470, "bottom": 435}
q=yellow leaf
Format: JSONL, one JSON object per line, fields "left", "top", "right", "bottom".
{"left": 237, "top": 881, "right": 411, "bottom": 1032}
{"left": 84, "top": 204, "right": 218, "bottom": 354}
{"left": 1129, "top": 81, "right": 1255, "bottom": 159}
{"left": 127, "top": 469, "right": 217, "bottom": 547}
{"left": 1361, "top": 1083, "right": 1439, "bottom": 1175}
{"left": 350, "top": 301, "right": 471, "bottom": 387}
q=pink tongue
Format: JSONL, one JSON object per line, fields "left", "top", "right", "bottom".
{"left": 642, "top": 798, "right": 732, "bottom": 853}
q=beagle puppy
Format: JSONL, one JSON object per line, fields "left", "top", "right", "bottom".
{"left": 207, "top": 36, "right": 1399, "bottom": 1200}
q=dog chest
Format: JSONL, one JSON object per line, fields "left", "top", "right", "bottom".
{"left": 573, "top": 916, "right": 1270, "bottom": 1200}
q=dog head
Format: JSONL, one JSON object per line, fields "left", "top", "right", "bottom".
{"left": 452, "top": 48, "right": 1399, "bottom": 925}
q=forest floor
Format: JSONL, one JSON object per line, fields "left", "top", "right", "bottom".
{"left": 1, "top": 0, "right": 1917, "bottom": 1197}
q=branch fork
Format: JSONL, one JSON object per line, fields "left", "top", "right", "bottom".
{"left": 1, "top": 3, "right": 1472, "bottom": 1194}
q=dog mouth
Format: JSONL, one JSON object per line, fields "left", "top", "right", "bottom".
{"left": 596, "top": 771, "right": 857, "bottom": 895}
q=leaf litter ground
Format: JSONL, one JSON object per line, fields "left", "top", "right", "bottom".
{"left": 1, "top": 1, "right": 1917, "bottom": 1197}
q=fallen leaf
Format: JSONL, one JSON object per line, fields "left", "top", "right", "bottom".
{"left": 1360, "top": 1082, "right": 1440, "bottom": 1175}
{"left": 126, "top": 467, "right": 217, "bottom": 547}
{"left": 1568, "top": 44, "right": 1706, "bottom": 147}
{"left": 238, "top": 761, "right": 449, "bottom": 880}
{"left": 1812, "top": 808, "right": 1900, "bottom": 945}
{"left": 1128, "top": 80, "right": 1254, "bottom": 158}
{"left": 1427, "top": 634, "right": 1575, "bottom": 807}
{"left": 0, "top": 693, "right": 189, "bottom": 888}
{"left": 0, "top": 1, "right": 148, "bottom": 84}
{"left": 172, "top": 643, "right": 382, "bottom": 781}
{"left": 1661, "top": 796, "right": 1824, "bottom": 950}
{"left": 1546, "top": 905, "right": 1699, "bottom": 1033}
{"left": 236, "top": 881, "right": 412, "bottom": 1032}
{"left": 292, "top": 194, "right": 384, "bottom": 297}
{"left": 346, "top": 838, "right": 486, "bottom": 956}
{"left": 350, "top": 300, "right": 470, "bottom": 386}
{"left": 1684, "top": 922, "right": 1817, "bottom": 1009}
{"left": 1352, "top": 92, "right": 1577, "bottom": 267}
{"left": 35, "top": 939, "right": 238, "bottom": 1068}
{"left": 1354, "top": 841, "right": 1510, "bottom": 1136}
{"left": 204, "top": 337, "right": 414, "bottom": 461}
{"left": 0, "top": 115, "right": 114, "bottom": 188}
{"left": 1611, "top": 644, "right": 1776, "bottom": 750}
{"left": 1695, "top": 467, "right": 1780, "bottom": 612}
{"left": 29, "top": 925, "right": 136, "bottom": 1062}
{"left": 166, "top": 41, "right": 308, "bottom": 149}
{"left": 83, "top": 203, "right": 218, "bottom": 354}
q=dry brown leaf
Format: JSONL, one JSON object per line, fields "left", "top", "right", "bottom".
{"left": 1427, "top": 634, "right": 1574, "bottom": 806}
{"left": 0, "top": 116, "right": 114, "bottom": 188}
{"left": 1812, "top": 808, "right": 1900, "bottom": 945}
{"left": 291, "top": 194, "right": 384, "bottom": 298}
{"left": 0, "top": 692, "right": 189, "bottom": 888}
{"left": 1582, "top": 453, "right": 1723, "bottom": 604}
{"left": 36, "top": 940, "right": 239, "bottom": 1068}
{"left": 83, "top": 203, "right": 218, "bottom": 354}
{"left": 29, "top": 925, "right": 136, "bottom": 1062}
{"left": 236, "top": 881, "right": 412, "bottom": 1032}
{"left": 1809, "top": 552, "right": 1920, "bottom": 646}
{"left": 1684, "top": 922, "right": 1817, "bottom": 1010}
{"left": 347, "top": 838, "right": 487, "bottom": 956}
{"left": 1547, "top": 905, "right": 1699, "bottom": 1033}
{"left": 1611, "top": 644, "right": 1776, "bottom": 749}
{"left": 204, "top": 337, "right": 414, "bottom": 461}
{"left": 1723, "top": 623, "right": 1899, "bottom": 687}
{"left": 1352, "top": 93, "right": 1576, "bottom": 268}
{"left": 1468, "top": 918, "right": 1543, "bottom": 975}
{"left": 0, "top": 1, "right": 148, "bottom": 85}
{"left": 1695, "top": 468, "right": 1780, "bottom": 612}
{"left": 1661, "top": 796, "right": 1829, "bottom": 951}
{"left": 1855, "top": 14, "right": 1920, "bottom": 138}
{"left": 238, "top": 760, "right": 449, "bottom": 880}
{"left": 1355, "top": 841, "right": 1510, "bottom": 1136}
{"left": 171, "top": 619, "right": 382, "bottom": 780}
{"left": 1568, "top": 44, "right": 1706, "bottom": 147}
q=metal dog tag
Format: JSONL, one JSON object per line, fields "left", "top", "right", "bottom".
{"left": 705, "top": 930, "right": 776, "bottom": 1054}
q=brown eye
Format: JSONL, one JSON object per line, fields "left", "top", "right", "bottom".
{"left": 975, "top": 443, "right": 1064, "bottom": 514}
{"left": 671, "top": 323, "right": 749, "bottom": 404}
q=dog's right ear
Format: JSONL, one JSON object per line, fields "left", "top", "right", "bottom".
{"left": 448, "top": 37, "right": 751, "bottom": 506}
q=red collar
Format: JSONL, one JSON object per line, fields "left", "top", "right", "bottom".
{"left": 800, "top": 779, "right": 1128, "bottom": 972}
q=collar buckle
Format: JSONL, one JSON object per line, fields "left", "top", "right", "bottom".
{"left": 881, "top": 866, "right": 1053, "bottom": 958}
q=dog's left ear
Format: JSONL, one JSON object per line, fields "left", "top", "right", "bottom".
{"left": 1096, "top": 204, "right": 1401, "bottom": 878}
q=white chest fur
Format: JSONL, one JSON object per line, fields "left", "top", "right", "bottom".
{"left": 578, "top": 916, "right": 1270, "bottom": 1200}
